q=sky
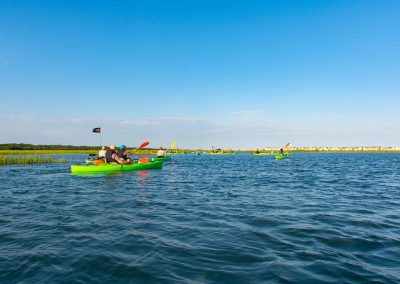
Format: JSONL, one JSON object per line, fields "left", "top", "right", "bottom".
{"left": 0, "top": 0, "right": 399, "bottom": 149}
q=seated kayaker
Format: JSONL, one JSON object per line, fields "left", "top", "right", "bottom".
{"left": 279, "top": 148, "right": 285, "bottom": 156}
{"left": 157, "top": 147, "right": 165, "bottom": 157}
{"left": 256, "top": 149, "right": 260, "bottom": 154}
{"left": 105, "top": 146, "right": 130, "bottom": 164}
{"left": 98, "top": 146, "right": 106, "bottom": 159}
{"left": 116, "top": 145, "right": 132, "bottom": 163}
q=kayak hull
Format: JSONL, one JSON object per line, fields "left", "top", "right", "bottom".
{"left": 275, "top": 155, "right": 289, "bottom": 160}
{"left": 152, "top": 156, "right": 172, "bottom": 162}
{"left": 71, "top": 160, "right": 163, "bottom": 173}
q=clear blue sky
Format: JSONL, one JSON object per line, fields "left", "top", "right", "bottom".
{"left": 1, "top": 0, "right": 399, "bottom": 148}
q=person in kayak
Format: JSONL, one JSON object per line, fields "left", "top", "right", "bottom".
{"left": 105, "top": 146, "right": 130, "bottom": 164}
{"left": 116, "top": 145, "right": 132, "bottom": 163}
{"left": 279, "top": 148, "right": 286, "bottom": 156}
{"left": 157, "top": 147, "right": 165, "bottom": 157}
{"left": 98, "top": 146, "right": 106, "bottom": 159}
{"left": 256, "top": 149, "right": 260, "bottom": 154}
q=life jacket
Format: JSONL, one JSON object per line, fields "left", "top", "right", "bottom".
{"left": 105, "top": 150, "right": 117, "bottom": 163}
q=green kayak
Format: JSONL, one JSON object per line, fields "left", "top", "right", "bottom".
{"left": 71, "top": 160, "right": 163, "bottom": 173}
{"left": 152, "top": 156, "right": 172, "bottom": 162}
{"left": 275, "top": 154, "right": 290, "bottom": 160}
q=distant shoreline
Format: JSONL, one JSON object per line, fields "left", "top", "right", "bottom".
{"left": 1, "top": 149, "right": 399, "bottom": 155}
{"left": 1, "top": 143, "right": 399, "bottom": 154}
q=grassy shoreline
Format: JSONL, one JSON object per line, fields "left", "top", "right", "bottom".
{"left": 0, "top": 149, "right": 164, "bottom": 155}
{"left": 1, "top": 149, "right": 399, "bottom": 155}
{"left": 0, "top": 155, "right": 68, "bottom": 165}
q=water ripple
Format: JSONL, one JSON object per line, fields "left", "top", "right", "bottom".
{"left": 0, "top": 153, "right": 400, "bottom": 283}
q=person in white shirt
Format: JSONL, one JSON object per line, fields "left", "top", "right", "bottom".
{"left": 157, "top": 147, "right": 165, "bottom": 157}
{"left": 98, "top": 146, "right": 106, "bottom": 158}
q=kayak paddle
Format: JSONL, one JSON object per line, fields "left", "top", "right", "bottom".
{"left": 132, "top": 141, "right": 150, "bottom": 152}
{"left": 170, "top": 141, "right": 177, "bottom": 153}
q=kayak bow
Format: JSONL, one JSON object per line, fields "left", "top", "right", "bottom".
{"left": 275, "top": 155, "right": 289, "bottom": 160}
{"left": 151, "top": 156, "right": 172, "bottom": 162}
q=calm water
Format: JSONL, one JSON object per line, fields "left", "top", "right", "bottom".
{"left": 0, "top": 153, "right": 399, "bottom": 283}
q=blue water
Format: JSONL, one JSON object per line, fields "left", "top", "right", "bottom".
{"left": 1, "top": 153, "right": 399, "bottom": 283}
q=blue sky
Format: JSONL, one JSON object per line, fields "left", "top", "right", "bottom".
{"left": 1, "top": 0, "right": 399, "bottom": 148}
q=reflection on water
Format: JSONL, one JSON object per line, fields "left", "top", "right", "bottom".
{"left": 138, "top": 170, "right": 150, "bottom": 182}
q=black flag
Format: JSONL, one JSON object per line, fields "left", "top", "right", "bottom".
{"left": 93, "top": 127, "right": 101, "bottom": 133}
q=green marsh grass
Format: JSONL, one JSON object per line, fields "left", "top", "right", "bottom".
{"left": 0, "top": 155, "right": 67, "bottom": 166}
{"left": 0, "top": 150, "right": 97, "bottom": 155}
{"left": 2, "top": 149, "right": 395, "bottom": 157}
{"left": 0, "top": 149, "right": 188, "bottom": 155}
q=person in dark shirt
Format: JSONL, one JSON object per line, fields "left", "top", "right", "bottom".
{"left": 116, "top": 145, "right": 132, "bottom": 163}
{"left": 105, "top": 145, "right": 130, "bottom": 164}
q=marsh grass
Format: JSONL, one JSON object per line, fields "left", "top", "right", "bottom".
{"left": 0, "top": 150, "right": 97, "bottom": 155}
{"left": 0, "top": 149, "right": 183, "bottom": 155}
{"left": 0, "top": 155, "right": 68, "bottom": 165}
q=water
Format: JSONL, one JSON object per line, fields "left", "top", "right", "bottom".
{"left": 1, "top": 153, "right": 399, "bottom": 283}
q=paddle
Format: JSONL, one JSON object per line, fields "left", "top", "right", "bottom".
{"left": 132, "top": 141, "right": 150, "bottom": 152}
{"left": 284, "top": 142, "right": 291, "bottom": 156}
{"left": 128, "top": 141, "right": 150, "bottom": 162}
{"left": 170, "top": 141, "right": 176, "bottom": 154}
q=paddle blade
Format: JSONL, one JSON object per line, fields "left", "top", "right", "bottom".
{"left": 170, "top": 141, "right": 177, "bottom": 149}
{"left": 285, "top": 142, "right": 291, "bottom": 149}
{"left": 139, "top": 141, "right": 150, "bottom": 148}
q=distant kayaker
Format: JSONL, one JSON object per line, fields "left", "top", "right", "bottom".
{"left": 256, "top": 149, "right": 260, "bottom": 154}
{"left": 157, "top": 147, "right": 165, "bottom": 157}
{"left": 98, "top": 146, "right": 106, "bottom": 158}
{"left": 117, "top": 145, "right": 132, "bottom": 163}
{"left": 279, "top": 148, "right": 285, "bottom": 156}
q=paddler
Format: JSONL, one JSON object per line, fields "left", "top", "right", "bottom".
{"left": 98, "top": 146, "right": 106, "bottom": 159}
{"left": 279, "top": 148, "right": 285, "bottom": 156}
{"left": 117, "top": 145, "right": 132, "bottom": 163}
{"left": 105, "top": 145, "right": 130, "bottom": 164}
{"left": 157, "top": 146, "right": 165, "bottom": 157}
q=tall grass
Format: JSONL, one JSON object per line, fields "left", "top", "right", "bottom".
{"left": 1, "top": 149, "right": 398, "bottom": 156}
{"left": 0, "top": 155, "right": 67, "bottom": 165}
{"left": 0, "top": 149, "right": 188, "bottom": 155}
{"left": 0, "top": 150, "right": 97, "bottom": 155}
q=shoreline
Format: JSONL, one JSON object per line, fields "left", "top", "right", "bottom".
{"left": 1, "top": 149, "right": 399, "bottom": 155}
